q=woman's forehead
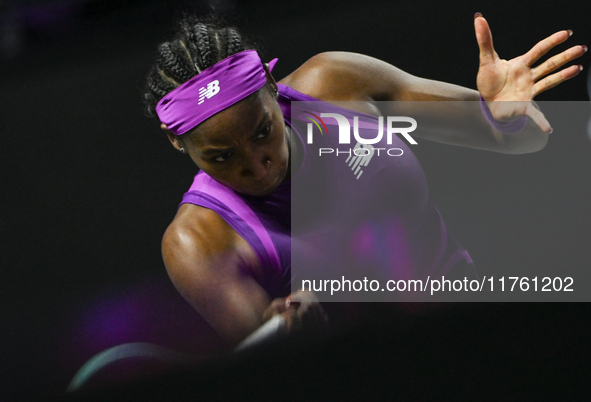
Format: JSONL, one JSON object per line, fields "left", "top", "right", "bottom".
{"left": 189, "top": 91, "right": 270, "bottom": 145}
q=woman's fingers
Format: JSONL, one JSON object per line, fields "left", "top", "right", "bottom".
{"left": 281, "top": 289, "right": 328, "bottom": 333}
{"left": 525, "top": 102, "right": 552, "bottom": 133}
{"left": 289, "top": 289, "right": 319, "bottom": 303}
{"left": 522, "top": 30, "right": 572, "bottom": 67}
{"left": 532, "top": 64, "right": 583, "bottom": 96}
{"left": 531, "top": 45, "right": 587, "bottom": 82}
{"left": 474, "top": 14, "right": 497, "bottom": 66}
{"left": 262, "top": 297, "right": 291, "bottom": 322}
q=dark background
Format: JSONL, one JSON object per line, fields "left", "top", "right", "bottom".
{"left": 2, "top": 0, "right": 590, "bottom": 400}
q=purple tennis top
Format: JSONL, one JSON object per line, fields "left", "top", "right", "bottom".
{"left": 180, "top": 84, "right": 474, "bottom": 299}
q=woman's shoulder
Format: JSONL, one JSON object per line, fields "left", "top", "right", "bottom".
{"left": 162, "top": 204, "right": 256, "bottom": 271}
{"left": 278, "top": 51, "right": 408, "bottom": 102}
{"left": 279, "top": 52, "right": 366, "bottom": 101}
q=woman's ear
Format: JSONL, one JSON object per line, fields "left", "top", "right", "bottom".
{"left": 161, "top": 124, "right": 185, "bottom": 153}
{"left": 263, "top": 63, "right": 279, "bottom": 95}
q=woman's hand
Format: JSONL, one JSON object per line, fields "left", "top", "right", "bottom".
{"left": 262, "top": 289, "right": 329, "bottom": 334}
{"left": 474, "top": 13, "right": 586, "bottom": 132}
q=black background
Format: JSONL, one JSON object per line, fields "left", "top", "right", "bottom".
{"left": 2, "top": 0, "right": 591, "bottom": 399}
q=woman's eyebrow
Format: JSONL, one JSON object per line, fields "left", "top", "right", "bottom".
{"left": 250, "top": 110, "right": 270, "bottom": 137}
{"left": 201, "top": 147, "right": 231, "bottom": 155}
{"left": 200, "top": 111, "right": 270, "bottom": 155}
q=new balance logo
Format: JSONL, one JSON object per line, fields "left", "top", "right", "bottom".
{"left": 198, "top": 80, "right": 221, "bottom": 104}
{"left": 346, "top": 142, "right": 375, "bottom": 180}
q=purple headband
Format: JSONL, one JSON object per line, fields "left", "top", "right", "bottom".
{"left": 156, "top": 50, "right": 278, "bottom": 136}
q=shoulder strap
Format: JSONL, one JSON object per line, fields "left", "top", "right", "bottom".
{"left": 181, "top": 172, "right": 282, "bottom": 273}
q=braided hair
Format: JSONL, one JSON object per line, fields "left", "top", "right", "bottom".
{"left": 144, "top": 15, "right": 259, "bottom": 118}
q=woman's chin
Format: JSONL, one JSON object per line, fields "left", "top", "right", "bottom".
{"left": 244, "top": 175, "right": 282, "bottom": 197}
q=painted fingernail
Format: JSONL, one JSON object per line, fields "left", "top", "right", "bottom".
{"left": 549, "top": 128, "right": 553, "bottom": 134}
{"left": 567, "top": 30, "right": 573, "bottom": 36}
{"left": 474, "top": 12, "right": 483, "bottom": 19}
{"left": 582, "top": 45, "right": 588, "bottom": 53}
{"left": 579, "top": 65, "right": 584, "bottom": 71}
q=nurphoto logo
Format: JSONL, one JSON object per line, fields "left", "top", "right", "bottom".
{"left": 302, "top": 111, "right": 418, "bottom": 179}
{"left": 305, "top": 113, "right": 418, "bottom": 145}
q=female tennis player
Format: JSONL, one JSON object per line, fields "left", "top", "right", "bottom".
{"left": 144, "top": 13, "right": 586, "bottom": 348}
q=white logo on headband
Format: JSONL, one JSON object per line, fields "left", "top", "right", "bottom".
{"left": 198, "top": 80, "right": 221, "bottom": 105}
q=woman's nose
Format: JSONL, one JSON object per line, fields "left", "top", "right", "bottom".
{"left": 242, "top": 156, "right": 271, "bottom": 180}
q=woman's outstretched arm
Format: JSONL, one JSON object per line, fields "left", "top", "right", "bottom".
{"left": 281, "top": 15, "right": 586, "bottom": 154}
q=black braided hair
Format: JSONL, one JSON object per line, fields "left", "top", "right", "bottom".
{"left": 144, "top": 15, "right": 260, "bottom": 118}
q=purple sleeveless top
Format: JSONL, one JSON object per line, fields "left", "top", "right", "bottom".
{"left": 180, "top": 84, "right": 474, "bottom": 299}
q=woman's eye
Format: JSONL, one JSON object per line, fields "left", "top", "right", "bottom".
{"left": 256, "top": 124, "right": 271, "bottom": 139}
{"left": 214, "top": 152, "right": 231, "bottom": 162}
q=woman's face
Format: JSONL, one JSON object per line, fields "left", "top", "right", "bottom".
{"left": 169, "top": 84, "right": 289, "bottom": 197}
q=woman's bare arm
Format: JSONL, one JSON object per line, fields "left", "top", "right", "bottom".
{"left": 280, "top": 16, "right": 585, "bottom": 154}
{"left": 162, "top": 204, "right": 277, "bottom": 347}
{"left": 162, "top": 204, "right": 326, "bottom": 348}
